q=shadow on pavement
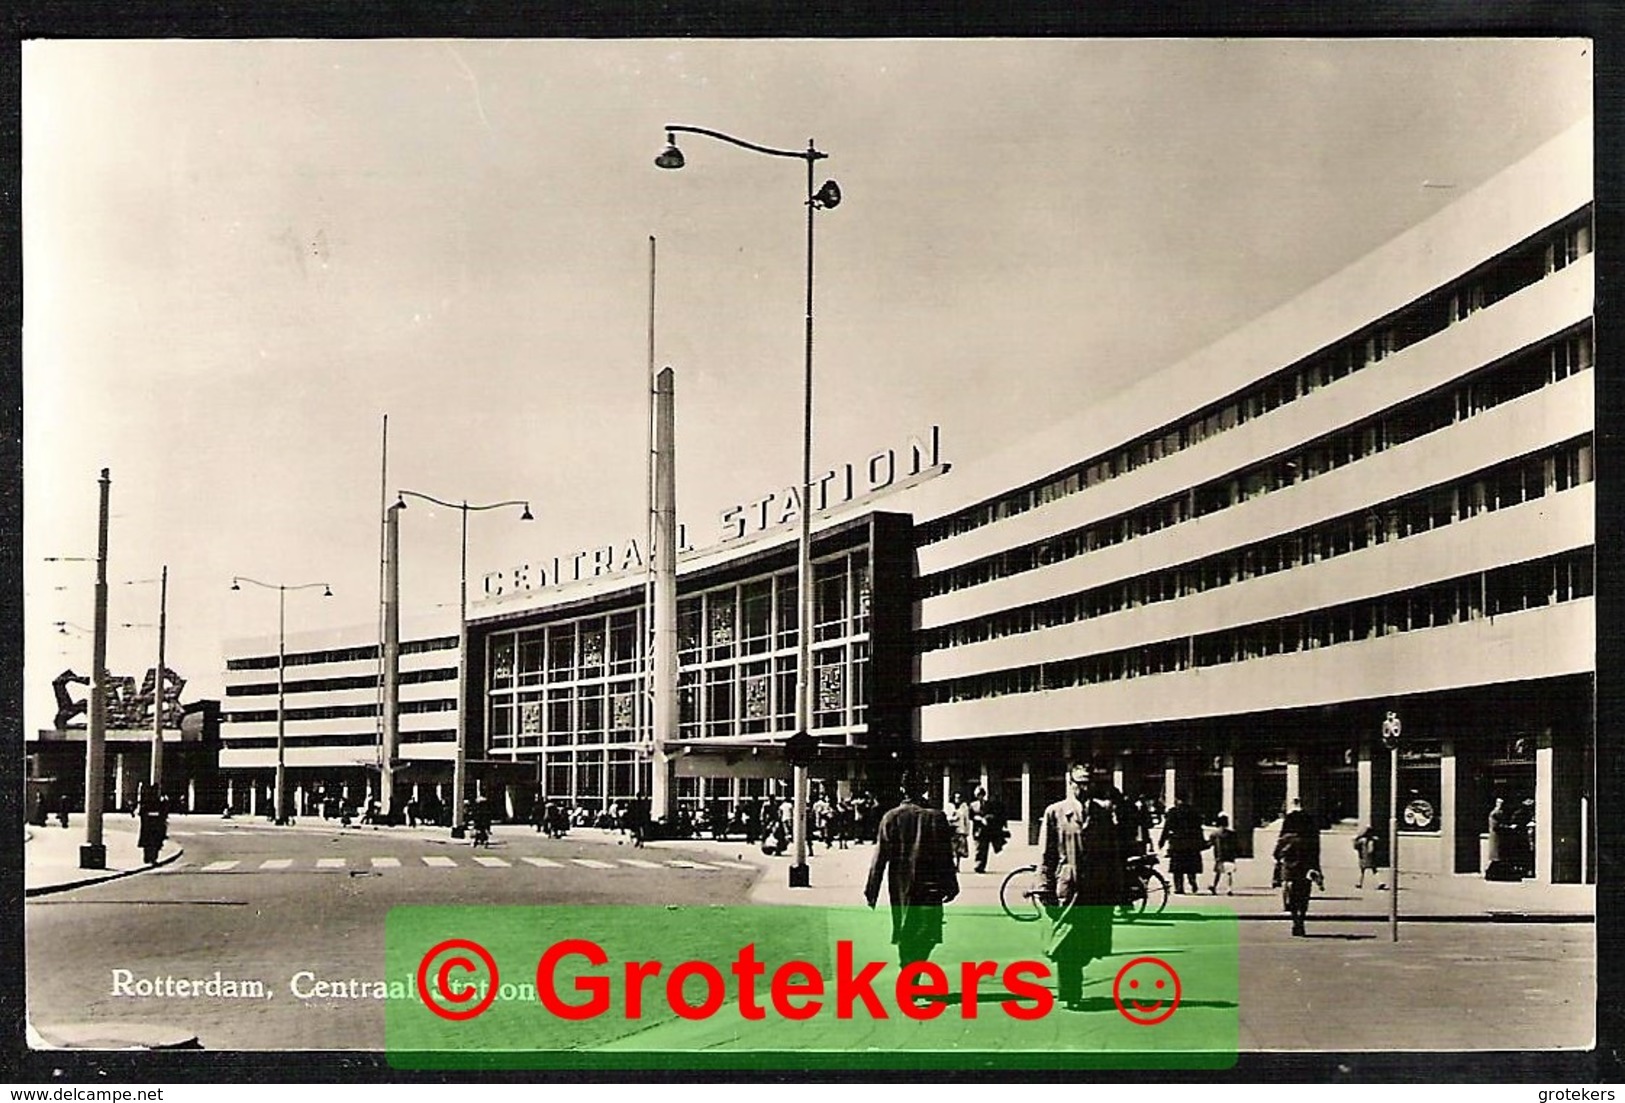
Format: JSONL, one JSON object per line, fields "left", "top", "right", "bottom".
{"left": 1057, "top": 996, "right": 1238, "bottom": 1013}
{"left": 1300, "top": 931, "right": 1378, "bottom": 940}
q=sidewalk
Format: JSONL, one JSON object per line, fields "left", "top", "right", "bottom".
{"left": 87, "top": 815, "right": 1594, "bottom": 920}
{"left": 24, "top": 815, "right": 183, "bottom": 897}
{"left": 646, "top": 834, "right": 1594, "bottom": 921}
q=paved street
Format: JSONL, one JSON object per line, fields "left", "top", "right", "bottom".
{"left": 568, "top": 911, "right": 1591, "bottom": 1062}
{"left": 26, "top": 817, "right": 759, "bottom": 1050}
{"left": 26, "top": 816, "right": 1595, "bottom": 1056}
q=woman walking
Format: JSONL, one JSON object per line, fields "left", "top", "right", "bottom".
{"left": 1274, "top": 799, "right": 1322, "bottom": 936}
{"left": 1158, "top": 794, "right": 1205, "bottom": 894}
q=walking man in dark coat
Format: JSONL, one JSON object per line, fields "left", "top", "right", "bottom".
{"left": 625, "top": 797, "right": 651, "bottom": 848}
{"left": 1041, "top": 763, "right": 1126, "bottom": 1010}
{"left": 864, "top": 772, "right": 960, "bottom": 967}
{"left": 971, "top": 787, "right": 1008, "bottom": 874}
{"left": 136, "top": 786, "right": 169, "bottom": 865}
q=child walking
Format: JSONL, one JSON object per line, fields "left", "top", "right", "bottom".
{"left": 1207, "top": 813, "right": 1238, "bottom": 895}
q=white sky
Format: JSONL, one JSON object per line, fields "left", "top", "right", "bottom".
{"left": 21, "top": 38, "right": 1592, "bottom": 733}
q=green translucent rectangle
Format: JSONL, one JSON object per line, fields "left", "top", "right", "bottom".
{"left": 385, "top": 904, "right": 1237, "bottom": 1071}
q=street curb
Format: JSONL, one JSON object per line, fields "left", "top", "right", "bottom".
{"left": 1228, "top": 911, "right": 1594, "bottom": 924}
{"left": 24, "top": 844, "right": 185, "bottom": 898}
{"left": 28, "top": 1018, "right": 201, "bottom": 1051}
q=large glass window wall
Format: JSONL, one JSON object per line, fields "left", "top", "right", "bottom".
{"left": 485, "top": 547, "right": 873, "bottom": 807}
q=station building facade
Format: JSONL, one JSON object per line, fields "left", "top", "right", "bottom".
{"left": 468, "top": 511, "right": 919, "bottom": 823}
{"left": 218, "top": 119, "right": 1593, "bottom": 882}
{"left": 900, "top": 118, "right": 1594, "bottom": 882}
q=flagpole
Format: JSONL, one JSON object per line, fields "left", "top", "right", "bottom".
{"left": 376, "top": 413, "right": 390, "bottom": 816}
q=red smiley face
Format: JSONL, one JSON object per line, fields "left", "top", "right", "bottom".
{"left": 1112, "top": 956, "right": 1181, "bottom": 1025}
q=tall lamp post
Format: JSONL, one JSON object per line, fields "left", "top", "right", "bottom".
{"left": 656, "top": 124, "right": 841, "bottom": 889}
{"left": 231, "top": 576, "right": 332, "bottom": 824}
{"left": 395, "top": 490, "right": 532, "bottom": 837}
{"left": 149, "top": 567, "right": 168, "bottom": 790}
{"left": 48, "top": 471, "right": 112, "bottom": 870}
{"left": 117, "top": 572, "right": 170, "bottom": 790}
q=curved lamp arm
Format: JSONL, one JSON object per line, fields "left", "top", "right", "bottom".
{"left": 396, "top": 489, "right": 533, "bottom": 519}
{"left": 662, "top": 124, "right": 826, "bottom": 162}
{"left": 231, "top": 576, "right": 333, "bottom": 596}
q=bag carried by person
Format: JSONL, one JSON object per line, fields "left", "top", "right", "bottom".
{"left": 1042, "top": 900, "right": 1077, "bottom": 960}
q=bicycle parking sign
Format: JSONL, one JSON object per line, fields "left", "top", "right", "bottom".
{"left": 1382, "top": 711, "right": 1402, "bottom": 749}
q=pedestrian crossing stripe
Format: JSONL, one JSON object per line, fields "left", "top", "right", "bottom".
{"left": 184, "top": 852, "right": 742, "bottom": 873}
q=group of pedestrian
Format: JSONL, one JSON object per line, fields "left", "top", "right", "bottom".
{"left": 1155, "top": 792, "right": 1323, "bottom": 935}
{"left": 809, "top": 792, "right": 866, "bottom": 850}
{"left": 864, "top": 763, "right": 1144, "bottom": 1010}
{"left": 498, "top": 788, "right": 901, "bottom": 851}
{"left": 529, "top": 800, "right": 571, "bottom": 838}
{"left": 946, "top": 788, "right": 1009, "bottom": 873}
{"left": 743, "top": 790, "right": 882, "bottom": 855}
{"left": 1153, "top": 795, "right": 1242, "bottom": 896}
{"left": 862, "top": 764, "right": 1336, "bottom": 1012}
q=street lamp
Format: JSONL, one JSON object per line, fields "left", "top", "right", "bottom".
{"left": 55, "top": 620, "right": 151, "bottom": 633}
{"left": 231, "top": 576, "right": 332, "bottom": 824}
{"left": 656, "top": 124, "right": 842, "bottom": 889}
{"left": 394, "top": 490, "right": 532, "bottom": 836}
{"left": 67, "top": 471, "right": 113, "bottom": 868}
{"left": 47, "top": 549, "right": 172, "bottom": 824}
{"left": 122, "top": 572, "right": 170, "bottom": 790}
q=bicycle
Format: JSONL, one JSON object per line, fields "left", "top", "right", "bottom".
{"left": 998, "top": 854, "right": 1171, "bottom": 923}
{"left": 998, "top": 865, "right": 1046, "bottom": 922}
{"left": 1123, "top": 852, "right": 1171, "bottom": 918}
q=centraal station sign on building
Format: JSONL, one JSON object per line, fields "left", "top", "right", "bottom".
{"left": 482, "top": 427, "right": 946, "bottom": 599}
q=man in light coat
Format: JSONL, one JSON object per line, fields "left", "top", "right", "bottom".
{"left": 1040, "top": 763, "right": 1126, "bottom": 1010}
